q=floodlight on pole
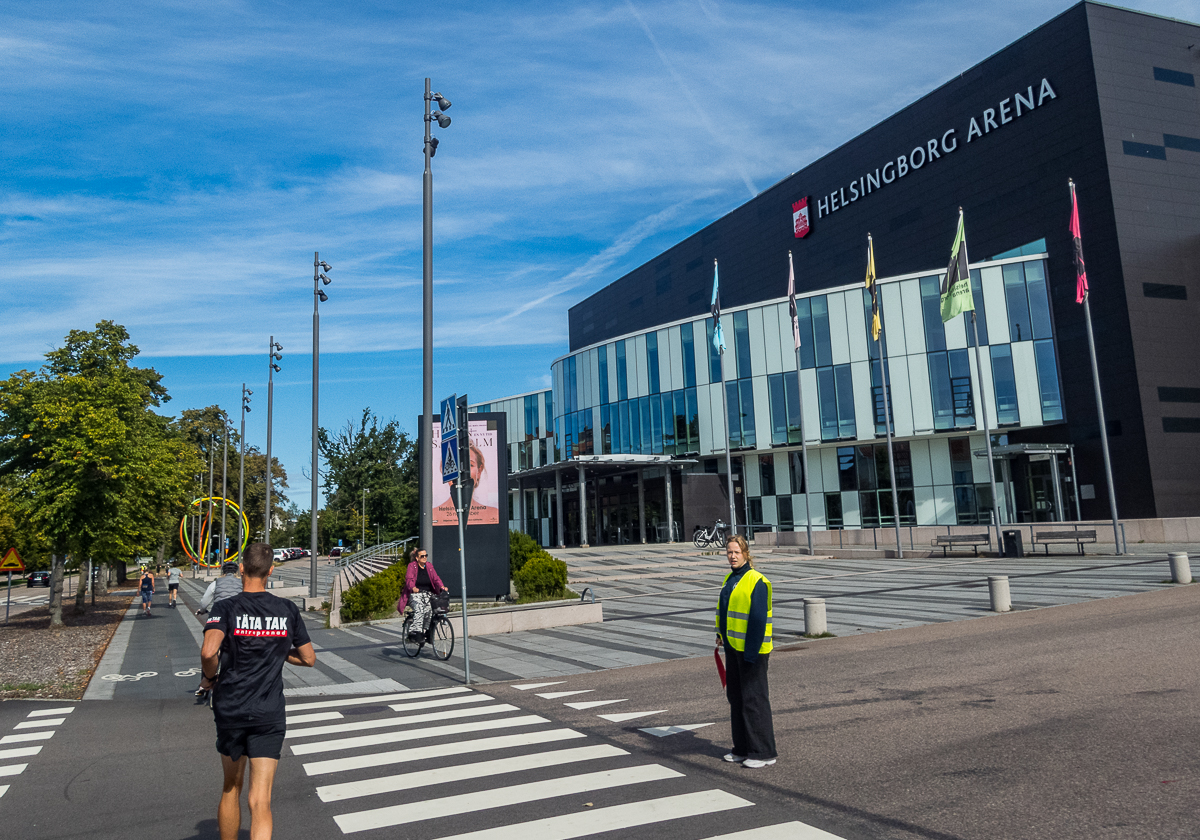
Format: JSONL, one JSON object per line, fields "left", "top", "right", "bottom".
{"left": 311, "top": 252, "right": 332, "bottom": 599}
{"left": 238, "top": 384, "right": 251, "bottom": 560}
{"left": 265, "top": 338, "right": 281, "bottom": 542}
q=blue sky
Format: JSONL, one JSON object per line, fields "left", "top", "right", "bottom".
{"left": 2, "top": 0, "right": 1193, "bottom": 506}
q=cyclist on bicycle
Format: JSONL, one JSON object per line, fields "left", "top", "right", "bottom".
{"left": 395, "top": 548, "right": 449, "bottom": 644}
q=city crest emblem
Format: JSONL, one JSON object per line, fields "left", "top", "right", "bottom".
{"left": 792, "top": 197, "right": 810, "bottom": 238}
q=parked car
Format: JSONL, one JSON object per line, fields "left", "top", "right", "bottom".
{"left": 272, "top": 549, "right": 287, "bottom": 564}
{"left": 26, "top": 571, "right": 51, "bottom": 588}
{"left": 329, "top": 546, "right": 346, "bottom": 558}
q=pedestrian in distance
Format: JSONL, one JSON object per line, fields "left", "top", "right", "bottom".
{"left": 138, "top": 566, "right": 155, "bottom": 616}
{"left": 395, "top": 547, "right": 449, "bottom": 644}
{"left": 715, "top": 534, "right": 777, "bottom": 769}
{"left": 195, "top": 561, "right": 245, "bottom": 699}
{"left": 167, "top": 564, "right": 182, "bottom": 608}
{"left": 199, "top": 543, "right": 316, "bottom": 840}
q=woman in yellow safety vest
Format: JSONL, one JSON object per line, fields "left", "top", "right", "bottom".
{"left": 715, "top": 534, "right": 777, "bottom": 768}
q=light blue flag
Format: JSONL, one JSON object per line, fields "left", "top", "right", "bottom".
{"left": 710, "top": 260, "right": 725, "bottom": 353}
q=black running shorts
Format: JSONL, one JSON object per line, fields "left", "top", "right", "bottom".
{"left": 216, "top": 721, "right": 286, "bottom": 761}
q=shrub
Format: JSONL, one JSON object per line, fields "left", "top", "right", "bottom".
{"left": 514, "top": 553, "right": 569, "bottom": 601}
{"left": 340, "top": 560, "right": 408, "bottom": 623}
{"left": 509, "top": 530, "right": 544, "bottom": 578}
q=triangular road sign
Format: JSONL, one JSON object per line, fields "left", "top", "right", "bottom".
{"left": 0, "top": 548, "right": 25, "bottom": 572}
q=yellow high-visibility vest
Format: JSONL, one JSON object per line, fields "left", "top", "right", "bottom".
{"left": 716, "top": 567, "right": 773, "bottom": 655}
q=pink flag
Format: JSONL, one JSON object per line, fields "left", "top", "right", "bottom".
{"left": 1070, "top": 181, "right": 1088, "bottom": 304}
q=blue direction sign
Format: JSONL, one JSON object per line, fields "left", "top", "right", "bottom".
{"left": 440, "top": 395, "right": 460, "bottom": 483}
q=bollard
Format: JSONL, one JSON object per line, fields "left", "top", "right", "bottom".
{"left": 988, "top": 576, "right": 1011, "bottom": 612}
{"left": 804, "top": 598, "right": 827, "bottom": 636}
{"left": 1168, "top": 552, "right": 1192, "bottom": 584}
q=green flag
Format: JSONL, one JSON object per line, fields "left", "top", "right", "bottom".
{"left": 940, "top": 210, "right": 975, "bottom": 322}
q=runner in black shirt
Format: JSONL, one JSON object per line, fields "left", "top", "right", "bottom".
{"left": 199, "top": 543, "right": 315, "bottom": 840}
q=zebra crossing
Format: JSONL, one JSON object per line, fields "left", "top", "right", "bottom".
{"left": 0, "top": 704, "right": 76, "bottom": 799}
{"left": 283, "top": 685, "right": 845, "bottom": 839}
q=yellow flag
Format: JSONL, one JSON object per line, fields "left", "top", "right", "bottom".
{"left": 866, "top": 235, "right": 881, "bottom": 341}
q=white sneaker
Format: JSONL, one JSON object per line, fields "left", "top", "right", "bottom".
{"left": 723, "top": 753, "right": 746, "bottom": 763}
{"left": 742, "top": 758, "right": 776, "bottom": 769}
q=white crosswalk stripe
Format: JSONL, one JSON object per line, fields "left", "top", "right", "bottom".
{"left": 280, "top": 686, "right": 848, "bottom": 839}
{"left": 0, "top": 705, "right": 72, "bottom": 800}
{"left": 14, "top": 718, "right": 66, "bottom": 729}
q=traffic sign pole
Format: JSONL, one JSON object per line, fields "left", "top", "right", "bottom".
{"left": 441, "top": 393, "right": 471, "bottom": 685}
{"left": 4, "top": 571, "right": 11, "bottom": 625}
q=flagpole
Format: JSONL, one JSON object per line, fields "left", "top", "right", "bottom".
{"left": 1071, "top": 179, "right": 1121, "bottom": 554}
{"left": 788, "top": 252, "right": 814, "bottom": 554}
{"left": 714, "top": 260, "right": 737, "bottom": 540}
{"left": 868, "top": 235, "right": 903, "bottom": 559}
{"left": 969, "top": 309, "right": 1001, "bottom": 550}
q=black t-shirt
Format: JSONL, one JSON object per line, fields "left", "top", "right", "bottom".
{"left": 205, "top": 591, "right": 311, "bottom": 727}
{"left": 415, "top": 564, "right": 432, "bottom": 592}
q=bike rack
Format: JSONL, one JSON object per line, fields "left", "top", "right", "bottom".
{"left": 579, "top": 587, "right": 595, "bottom": 604}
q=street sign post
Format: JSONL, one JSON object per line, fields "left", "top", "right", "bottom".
{"left": 440, "top": 392, "right": 472, "bottom": 684}
{"left": 2, "top": 548, "right": 25, "bottom": 625}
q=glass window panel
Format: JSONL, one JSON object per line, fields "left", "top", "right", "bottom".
{"left": 759, "top": 455, "right": 776, "bottom": 496}
{"left": 879, "top": 489, "right": 897, "bottom": 528}
{"left": 544, "top": 391, "right": 553, "bottom": 435}
{"left": 789, "top": 450, "right": 805, "bottom": 494}
{"left": 733, "top": 311, "right": 752, "bottom": 380}
{"left": 966, "top": 269, "right": 989, "bottom": 347}
{"left": 949, "top": 349, "right": 974, "bottom": 428}
{"left": 825, "top": 492, "right": 844, "bottom": 529}
{"left": 725, "top": 381, "right": 741, "bottom": 448}
{"left": 616, "top": 341, "right": 628, "bottom": 401}
{"left": 919, "top": 276, "right": 947, "bottom": 352}
{"left": 893, "top": 441, "right": 913, "bottom": 488}
{"left": 1003, "top": 263, "right": 1033, "bottom": 342}
{"left": 598, "top": 346, "right": 609, "bottom": 405}
{"left": 837, "top": 446, "right": 857, "bottom": 491}
{"left": 811, "top": 296, "right": 833, "bottom": 367}
{"left": 871, "top": 359, "right": 894, "bottom": 436}
{"left": 857, "top": 445, "right": 878, "bottom": 490}
{"left": 990, "top": 344, "right": 1020, "bottom": 425}
{"left": 650, "top": 392, "right": 663, "bottom": 454}
{"left": 874, "top": 444, "right": 892, "bottom": 490}
{"left": 817, "top": 367, "right": 839, "bottom": 441}
{"left": 954, "top": 485, "right": 979, "bottom": 525}
{"left": 647, "top": 331, "right": 660, "bottom": 395}
{"left": 860, "top": 491, "right": 881, "bottom": 529}
{"left": 565, "top": 412, "right": 576, "bottom": 458}
{"left": 949, "top": 437, "right": 973, "bottom": 485}
{"left": 778, "top": 495, "right": 794, "bottom": 531}
{"left": 640, "top": 396, "right": 652, "bottom": 454}
{"left": 738, "top": 379, "right": 757, "bottom": 448}
{"left": 1034, "top": 339, "right": 1064, "bottom": 422}
{"left": 629, "top": 397, "right": 642, "bottom": 454}
{"left": 928, "top": 352, "right": 953, "bottom": 431}
{"left": 785, "top": 371, "right": 802, "bottom": 444}
{"left": 673, "top": 390, "right": 686, "bottom": 450}
{"left": 1025, "top": 261, "right": 1053, "bottom": 339}
{"left": 685, "top": 388, "right": 699, "bottom": 449}
{"left": 795, "top": 297, "right": 816, "bottom": 369}
{"left": 600, "top": 404, "right": 612, "bottom": 454}
{"left": 768, "top": 373, "right": 787, "bottom": 445}
{"left": 661, "top": 393, "right": 676, "bottom": 452}
{"left": 705, "top": 320, "right": 722, "bottom": 383}
{"left": 749, "top": 498, "right": 764, "bottom": 526}
{"left": 681, "top": 323, "right": 697, "bottom": 388}
{"left": 834, "top": 364, "right": 856, "bottom": 439}
{"left": 897, "top": 489, "right": 916, "bottom": 525}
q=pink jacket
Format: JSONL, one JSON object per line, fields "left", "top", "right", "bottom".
{"left": 395, "top": 560, "right": 447, "bottom": 614}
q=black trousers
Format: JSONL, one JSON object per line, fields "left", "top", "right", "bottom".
{"left": 724, "top": 646, "right": 777, "bottom": 760}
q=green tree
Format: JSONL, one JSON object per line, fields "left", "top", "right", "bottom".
{"left": 318, "top": 409, "right": 418, "bottom": 548}
{"left": 0, "top": 322, "right": 200, "bottom": 616}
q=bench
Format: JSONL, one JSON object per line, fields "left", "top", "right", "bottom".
{"left": 1031, "top": 529, "right": 1097, "bottom": 555}
{"left": 931, "top": 533, "right": 990, "bottom": 557}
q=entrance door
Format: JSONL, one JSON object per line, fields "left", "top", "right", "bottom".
{"left": 1026, "top": 460, "right": 1059, "bottom": 522}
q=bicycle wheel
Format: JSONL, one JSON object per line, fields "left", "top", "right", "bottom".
{"left": 431, "top": 616, "right": 455, "bottom": 660}
{"left": 693, "top": 529, "right": 707, "bottom": 548}
{"left": 715, "top": 530, "right": 727, "bottom": 548}
{"left": 401, "top": 616, "right": 422, "bottom": 658}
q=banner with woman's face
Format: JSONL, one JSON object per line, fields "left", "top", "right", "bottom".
{"left": 431, "top": 420, "right": 500, "bottom": 526}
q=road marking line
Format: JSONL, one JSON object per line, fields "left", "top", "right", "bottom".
{"left": 286, "top": 711, "right": 344, "bottom": 725}
{"left": 0, "top": 732, "right": 54, "bottom": 744}
{"left": 598, "top": 710, "right": 668, "bottom": 723}
{"left": 317, "top": 743, "right": 627, "bottom": 802}
{"left": 286, "top": 686, "right": 469, "bottom": 712}
{"left": 14, "top": 718, "right": 65, "bottom": 730}
{"left": 512, "top": 682, "right": 565, "bottom": 690}
{"left": 291, "top": 714, "right": 550, "bottom": 756}
{"left": 700, "top": 821, "right": 848, "bottom": 839}
{"left": 535, "top": 690, "right": 593, "bottom": 699}
{"left": 0, "top": 747, "right": 42, "bottom": 760}
{"left": 386, "top": 693, "right": 492, "bottom": 713}
{"left": 563, "top": 699, "right": 626, "bottom": 710}
{"left": 640, "top": 723, "right": 714, "bottom": 737}
{"left": 26, "top": 707, "right": 75, "bottom": 717}
{"left": 0, "top": 785, "right": 8, "bottom": 798}
{"left": 335, "top": 628, "right": 383, "bottom": 642}
{"left": 426, "top": 788, "right": 754, "bottom": 840}
{"left": 287, "top": 704, "right": 518, "bottom": 739}
{"left": 0, "top": 764, "right": 28, "bottom": 777}
{"left": 303, "top": 728, "right": 586, "bottom": 776}
{"left": 333, "top": 764, "right": 682, "bottom": 834}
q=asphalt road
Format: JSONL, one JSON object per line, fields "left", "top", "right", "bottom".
{"left": 3, "top": 583, "right": 1197, "bottom": 839}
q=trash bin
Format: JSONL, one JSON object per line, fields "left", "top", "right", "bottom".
{"left": 1002, "top": 529, "right": 1024, "bottom": 558}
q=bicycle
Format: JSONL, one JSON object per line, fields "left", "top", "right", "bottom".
{"left": 401, "top": 592, "right": 455, "bottom": 661}
{"left": 693, "top": 520, "right": 729, "bottom": 548}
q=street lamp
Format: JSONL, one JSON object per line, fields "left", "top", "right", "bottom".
{"left": 421, "top": 79, "right": 452, "bottom": 557}
{"left": 265, "top": 338, "right": 282, "bottom": 542}
{"left": 311, "top": 252, "right": 332, "bottom": 599}
{"left": 220, "top": 413, "right": 230, "bottom": 564}
{"left": 362, "top": 487, "right": 371, "bottom": 550}
{"left": 238, "top": 384, "right": 251, "bottom": 560}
